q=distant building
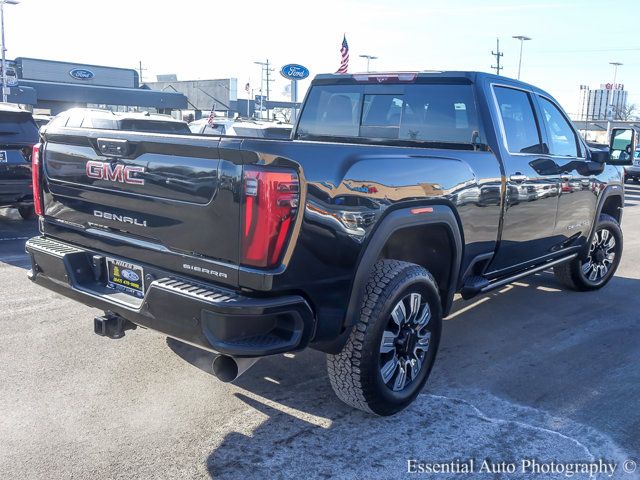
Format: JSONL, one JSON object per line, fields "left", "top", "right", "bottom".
{"left": 578, "top": 83, "right": 628, "bottom": 121}
{"left": 145, "top": 78, "right": 238, "bottom": 114}
{"left": 145, "top": 78, "right": 300, "bottom": 118}
{"left": 9, "top": 57, "right": 187, "bottom": 115}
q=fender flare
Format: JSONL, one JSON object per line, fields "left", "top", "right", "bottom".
{"left": 344, "top": 204, "right": 463, "bottom": 328}
{"left": 584, "top": 184, "right": 624, "bottom": 254}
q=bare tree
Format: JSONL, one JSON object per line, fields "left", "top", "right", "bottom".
{"left": 612, "top": 103, "right": 637, "bottom": 121}
{"left": 272, "top": 107, "right": 292, "bottom": 123}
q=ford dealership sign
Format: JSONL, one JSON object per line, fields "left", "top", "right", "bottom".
{"left": 280, "top": 64, "right": 309, "bottom": 81}
{"left": 69, "top": 68, "right": 95, "bottom": 80}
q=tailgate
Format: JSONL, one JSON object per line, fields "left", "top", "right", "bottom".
{"left": 40, "top": 128, "right": 242, "bottom": 286}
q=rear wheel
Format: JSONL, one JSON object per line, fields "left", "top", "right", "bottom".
{"left": 18, "top": 206, "right": 35, "bottom": 220}
{"left": 327, "top": 259, "right": 442, "bottom": 416}
{"left": 554, "top": 214, "right": 622, "bottom": 291}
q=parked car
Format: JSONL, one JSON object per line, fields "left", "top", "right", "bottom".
{"left": 32, "top": 114, "right": 52, "bottom": 129}
{"left": 623, "top": 149, "right": 640, "bottom": 182}
{"left": 26, "top": 71, "right": 632, "bottom": 415}
{"left": 190, "top": 117, "right": 292, "bottom": 139}
{"left": 0, "top": 103, "right": 39, "bottom": 219}
{"left": 47, "top": 108, "right": 191, "bottom": 134}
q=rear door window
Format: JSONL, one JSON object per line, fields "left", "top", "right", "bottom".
{"left": 493, "top": 86, "right": 543, "bottom": 154}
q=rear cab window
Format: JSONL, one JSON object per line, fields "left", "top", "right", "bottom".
{"left": 0, "top": 112, "right": 39, "bottom": 145}
{"left": 296, "top": 81, "right": 485, "bottom": 149}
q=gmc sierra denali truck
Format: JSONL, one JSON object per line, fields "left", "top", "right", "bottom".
{"left": 26, "top": 72, "right": 635, "bottom": 415}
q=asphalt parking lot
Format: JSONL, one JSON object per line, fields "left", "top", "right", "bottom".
{"left": 1, "top": 188, "right": 639, "bottom": 480}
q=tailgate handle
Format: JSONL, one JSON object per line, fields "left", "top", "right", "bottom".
{"left": 97, "top": 138, "right": 130, "bottom": 157}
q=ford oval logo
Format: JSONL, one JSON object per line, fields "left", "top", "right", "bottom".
{"left": 121, "top": 269, "right": 140, "bottom": 282}
{"left": 280, "top": 64, "right": 309, "bottom": 81}
{"left": 69, "top": 68, "right": 95, "bottom": 80}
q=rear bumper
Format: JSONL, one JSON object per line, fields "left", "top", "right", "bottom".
{"left": 26, "top": 236, "right": 315, "bottom": 357}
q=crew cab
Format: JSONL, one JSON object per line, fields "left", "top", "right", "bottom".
{"left": 26, "top": 72, "right": 634, "bottom": 415}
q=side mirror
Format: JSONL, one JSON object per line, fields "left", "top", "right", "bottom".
{"left": 607, "top": 128, "right": 637, "bottom": 166}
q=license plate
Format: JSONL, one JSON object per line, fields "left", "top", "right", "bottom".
{"left": 0, "top": 151, "right": 6, "bottom": 163}
{"left": 106, "top": 258, "right": 145, "bottom": 298}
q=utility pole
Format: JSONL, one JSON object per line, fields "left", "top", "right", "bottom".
{"left": 254, "top": 59, "right": 275, "bottom": 120}
{"left": 491, "top": 38, "right": 503, "bottom": 75}
{"left": 138, "top": 60, "right": 147, "bottom": 85}
{"left": 512, "top": 35, "right": 531, "bottom": 80}
{"left": 0, "top": 0, "right": 19, "bottom": 103}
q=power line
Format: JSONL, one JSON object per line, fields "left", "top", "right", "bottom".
{"left": 491, "top": 38, "right": 503, "bottom": 75}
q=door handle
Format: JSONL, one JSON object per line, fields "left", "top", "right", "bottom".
{"left": 509, "top": 174, "right": 528, "bottom": 183}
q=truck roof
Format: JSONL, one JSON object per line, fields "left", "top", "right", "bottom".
{"left": 311, "top": 71, "right": 552, "bottom": 97}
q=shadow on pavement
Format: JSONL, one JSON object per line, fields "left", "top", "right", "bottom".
{"left": 166, "top": 271, "right": 640, "bottom": 478}
{"left": 0, "top": 209, "right": 38, "bottom": 269}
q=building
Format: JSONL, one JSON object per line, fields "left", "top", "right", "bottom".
{"left": 578, "top": 83, "right": 628, "bottom": 121}
{"left": 146, "top": 77, "right": 300, "bottom": 119}
{"left": 146, "top": 78, "right": 238, "bottom": 115}
{"left": 7, "top": 57, "right": 187, "bottom": 115}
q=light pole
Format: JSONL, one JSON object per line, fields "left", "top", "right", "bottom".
{"left": 359, "top": 54, "right": 378, "bottom": 72}
{"left": 0, "top": 0, "right": 18, "bottom": 103}
{"left": 512, "top": 35, "right": 531, "bottom": 80}
{"left": 607, "top": 62, "right": 623, "bottom": 128}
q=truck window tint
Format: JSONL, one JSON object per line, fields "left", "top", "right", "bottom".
{"left": 494, "top": 87, "right": 542, "bottom": 154}
{"left": 65, "top": 114, "right": 84, "bottom": 128}
{"left": 538, "top": 97, "right": 579, "bottom": 157}
{"left": 298, "top": 84, "right": 482, "bottom": 145}
{"left": 297, "top": 86, "right": 361, "bottom": 137}
{"left": 0, "top": 112, "right": 39, "bottom": 144}
{"left": 399, "top": 85, "right": 480, "bottom": 144}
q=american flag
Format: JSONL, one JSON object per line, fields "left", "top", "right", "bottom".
{"left": 207, "top": 103, "right": 216, "bottom": 127}
{"left": 337, "top": 34, "right": 349, "bottom": 74}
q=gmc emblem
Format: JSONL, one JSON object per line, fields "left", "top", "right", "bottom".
{"left": 86, "top": 160, "right": 145, "bottom": 185}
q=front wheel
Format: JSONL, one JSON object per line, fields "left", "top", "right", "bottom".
{"left": 327, "top": 259, "right": 442, "bottom": 416}
{"left": 554, "top": 214, "right": 622, "bottom": 291}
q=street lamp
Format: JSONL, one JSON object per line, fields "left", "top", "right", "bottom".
{"left": 0, "top": 0, "right": 18, "bottom": 103}
{"left": 609, "top": 61, "right": 622, "bottom": 87}
{"left": 608, "top": 62, "right": 623, "bottom": 123}
{"left": 359, "top": 54, "right": 378, "bottom": 73}
{"left": 512, "top": 35, "right": 531, "bottom": 80}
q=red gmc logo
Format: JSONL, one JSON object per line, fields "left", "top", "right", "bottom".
{"left": 86, "top": 161, "right": 145, "bottom": 185}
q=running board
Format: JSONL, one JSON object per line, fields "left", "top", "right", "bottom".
{"left": 461, "top": 254, "right": 578, "bottom": 300}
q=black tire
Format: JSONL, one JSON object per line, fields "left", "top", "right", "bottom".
{"left": 18, "top": 205, "right": 35, "bottom": 220}
{"left": 326, "top": 259, "right": 442, "bottom": 416}
{"left": 554, "top": 214, "right": 622, "bottom": 291}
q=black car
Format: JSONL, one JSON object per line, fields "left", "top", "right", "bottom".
{"left": 0, "top": 104, "right": 39, "bottom": 219}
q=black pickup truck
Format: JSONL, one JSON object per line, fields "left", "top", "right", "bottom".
{"left": 26, "top": 72, "right": 635, "bottom": 415}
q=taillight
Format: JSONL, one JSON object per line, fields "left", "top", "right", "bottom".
{"left": 32, "top": 143, "right": 43, "bottom": 216}
{"left": 241, "top": 166, "right": 299, "bottom": 268}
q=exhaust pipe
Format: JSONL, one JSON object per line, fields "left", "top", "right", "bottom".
{"left": 212, "top": 354, "right": 259, "bottom": 382}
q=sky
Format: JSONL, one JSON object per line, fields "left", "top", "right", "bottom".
{"left": 5, "top": 0, "right": 639, "bottom": 116}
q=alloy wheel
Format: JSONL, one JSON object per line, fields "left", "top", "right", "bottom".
{"left": 379, "top": 292, "right": 432, "bottom": 392}
{"left": 582, "top": 227, "right": 617, "bottom": 282}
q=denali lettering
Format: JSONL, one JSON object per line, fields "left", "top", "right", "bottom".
{"left": 182, "top": 263, "right": 228, "bottom": 279}
{"left": 93, "top": 210, "right": 148, "bottom": 227}
{"left": 86, "top": 160, "right": 145, "bottom": 185}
